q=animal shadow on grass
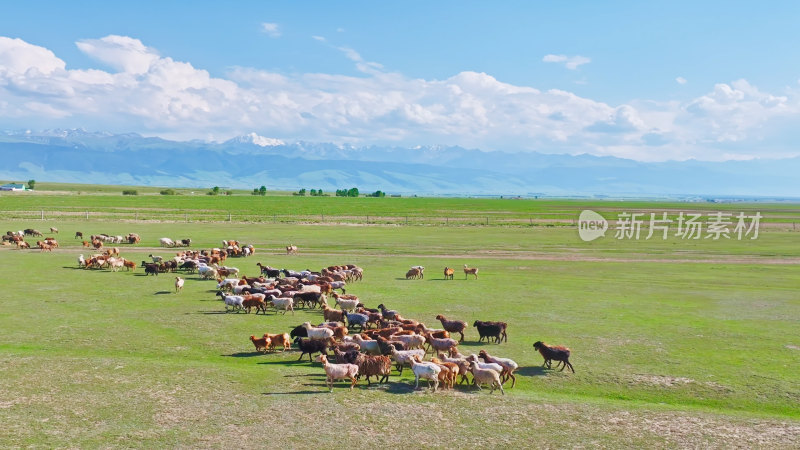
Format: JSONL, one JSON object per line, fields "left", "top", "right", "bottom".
{"left": 257, "top": 358, "right": 311, "bottom": 366}
{"left": 284, "top": 372, "right": 323, "bottom": 378}
{"left": 263, "top": 390, "right": 319, "bottom": 396}
{"left": 459, "top": 341, "right": 486, "bottom": 348}
{"left": 262, "top": 372, "right": 328, "bottom": 395}
{"left": 222, "top": 352, "right": 264, "bottom": 358}
{"left": 192, "top": 310, "right": 229, "bottom": 315}
{"left": 518, "top": 365, "right": 548, "bottom": 377}
{"left": 154, "top": 291, "right": 172, "bottom": 295}
{"left": 383, "top": 382, "right": 417, "bottom": 395}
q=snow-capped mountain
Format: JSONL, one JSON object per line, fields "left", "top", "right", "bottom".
{"left": 0, "top": 129, "right": 798, "bottom": 197}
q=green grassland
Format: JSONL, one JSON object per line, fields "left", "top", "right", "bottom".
{"left": 0, "top": 192, "right": 799, "bottom": 447}
{"left": 4, "top": 182, "right": 800, "bottom": 227}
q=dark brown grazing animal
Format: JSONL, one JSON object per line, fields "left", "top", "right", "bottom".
{"left": 473, "top": 320, "right": 508, "bottom": 343}
{"left": 533, "top": 341, "right": 574, "bottom": 373}
{"left": 355, "top": 353, "right": 392, "bottom": 385}
{"left": 143, "top": 262, "right": 159, "bottom": 276}
{"left": 435, "top": 314, "right": 467, "bottom": 342}
{"left": 293, "top": 337, "right": 332, "bottom": 362}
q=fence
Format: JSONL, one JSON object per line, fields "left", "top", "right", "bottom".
{"left": 0, "top": 209, "right": 577, "bottom": 227}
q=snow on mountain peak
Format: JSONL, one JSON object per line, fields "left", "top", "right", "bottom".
{"left": 241, "top": 132, "right": 284, "bottom": 147}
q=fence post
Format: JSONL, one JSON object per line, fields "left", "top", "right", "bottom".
{"left": 86, "top": 211, "right": 89, "bottom": 220}
{"left": 229, "top": 212, "right": 232, "bottom": 222}
{"left": 530, "top": 217, "right": 533, "bottom": 226}
{"left": 41, "top": 210, "right": 44, "bottom": 220}
{"left": 366, "top": 215, "right": 369, "bottom": 224}
{"left": 135, "top": 212, "right": 138, "bottom": 221}
{"left": 321, "top": 213, "right": 324, "bottom": 222}
{"left": 185, "top": 213, "right": 188, "bottom": 223}
{"left": 446, "top": 217, "right": 449, "bottom": 225}
{"left": 486, "top": 217, "right": 489, "bottom": 226}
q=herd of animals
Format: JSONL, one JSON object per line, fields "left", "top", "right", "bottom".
{"left": 5, "top": 225, "right": 576, "bottom": 393}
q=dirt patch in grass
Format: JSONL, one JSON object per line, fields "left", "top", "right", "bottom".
{"left": 631, "top": 374, "right": 696, "bottom": 387}
{"left": 600, "top": 409, "right": 800, "bottom": 448}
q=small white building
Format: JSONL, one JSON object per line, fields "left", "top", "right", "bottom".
{"left": 0, "top": 183, "right": 27, "bottom": 191}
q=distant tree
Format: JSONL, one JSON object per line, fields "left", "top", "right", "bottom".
{"left": 252, "top": 188, "right": 259, "bottom": 195}
{"left": 27, "top": 179, "right": 35, "bottom": 190}
{"left": 160, "top": 189, "right": 176, "bottom": 195}
{"left": 310, "top": 189, "right": 317, "bottom": 196}
{"left": 347, "top": 187, "right": 359, "bottom": 197}
{"left": 317, "top": 188, "right": 324, "bottom": 196}
{"left": 208, "top": 186, "right": 220, "bottom": 196}
{"left": 369, "top": 190, "right": 385, "bottom": 197}
{"left": 225, "top": 191, "right": 233, "bottom": 196}
{"left": 122, "top": 189, "right": 138, "bottom": 195}
{"left": 259, "top": 186, "right": 267, "bottom": 196}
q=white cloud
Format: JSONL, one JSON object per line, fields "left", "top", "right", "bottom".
{"left": 339, "top": 47, "right": 362, "bottom": 62}
{"left": 2, "top": 35, "right": 800, "bottom": 161}
{"left": 585, "top": 105, "right": 645, "bottom": 133}
{"left": 543, "top": 54, "right": 591, "bottom": 70}
{"left": 315, "top": 38, "right": 385, "bottom": 75}
{"left": 0, "top": 36, "right": 65, "bottom": 75}
{"left": 76, "top": 35, "right": 159, "bottom": 74}
{"left": 682, "top": 79, "right": 792, "bottom": 143}
{"left": 676, "top": 76, "right": 687, "bottom": 85}
{"left": 261, "top": 22, "right": 281, "bottom": 37}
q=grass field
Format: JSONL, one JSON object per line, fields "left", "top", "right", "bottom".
{"left": 4, "top": 182, "right": 800, "bottom": 226}
{"left": 1, "top": 193, "right": 799, "bottom": 448}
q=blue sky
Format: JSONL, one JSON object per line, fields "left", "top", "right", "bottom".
{"left": 1, "top": 1, "right": 799, "bottom": 161}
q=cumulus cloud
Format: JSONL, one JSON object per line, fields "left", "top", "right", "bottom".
{"left": 261, "top": 22, "right": 281, "bottom": 37}
{"left": 0, "top": 36, "right": 65, "bottom": 75}
{"left": 543, "top": 54, "right": 591, "bottom": 70}
{"left": 682, "top": 79, "right": 792, "bottom": 142}
{"left": 1, "top": 35, "right": 800, "bottom": 161}
{"left": 585, "top": 105, "right": 646, "bottom": 133}
{"left": 76, "top": 35, "right": 159, "bottom": 74}
{"left": 676, "top": 76, "right": 687, "bottom": 85}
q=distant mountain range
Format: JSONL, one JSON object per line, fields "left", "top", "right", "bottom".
{"left": 1, "top": 129, "right": 798, "bottom": 198}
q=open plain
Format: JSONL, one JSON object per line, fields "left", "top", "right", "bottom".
{"left": 1, "top": 190, "right": 798, "bottom": 448}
